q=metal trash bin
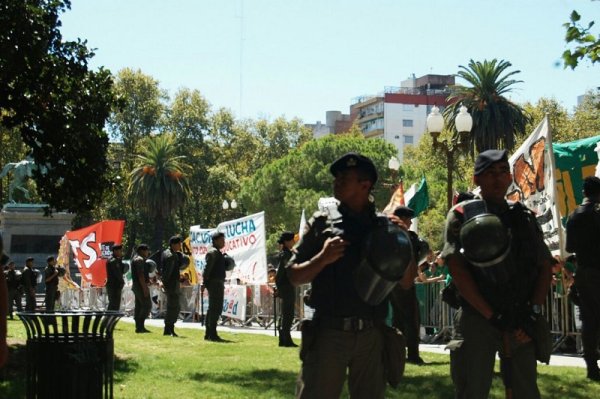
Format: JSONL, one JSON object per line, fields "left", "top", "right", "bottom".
{"left": 17, "top": 311, "right": 124, "bottom": 399}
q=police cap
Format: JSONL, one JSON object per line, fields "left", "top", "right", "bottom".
{"left": 112, "top": 244, "right": 123, "bottom": 251}
{"left": 46, "top": 256, "right": 55, "bottom": 262}
{"left": 330, "top": 152, "right": 378, "bottom": 184}
{"left": 474, "top": 149, "right": 509, "bottom": 176}
{"left": 277, "top": 231, "right": 295, "bottom": 244}
{"left": 393, "top": 206, "right": 415, "bottom": 218}
{"left": 137, "top": 243, "right": 149, "bottom": 251}
{"left": 169, "top": 235, "right": 182, "bottom": 245}
{"left": 26, "top": 257, "right": 34, "bottom": 263}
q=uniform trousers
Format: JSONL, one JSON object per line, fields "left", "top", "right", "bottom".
{"left": 45, "top": 285, "right": 58, "bottom": 311}
{"left": 106, "top": 286, "right": 123, "bottom": 311}
{"left": 132, "top": 285, "right": 152, "bottom": 322}
{"left": 205, "top": 279, "right": 225, "bottom": 337}
{"left": 296, "top": 325, "right": 386, "bottom": 399}
{"left": 8, "top": 289, "right": 22, "bottom": 316}
{"left": 574, "top": 267, "right": 600, "bottom": 362}
{"left": 164, "top": 284, "right": 181, "bottom": 326}
{"left": 278, "top": 285, "right": 296, "bottom": 333}
{"left": 450, "top": 308, "right": 539, "bottom": 399}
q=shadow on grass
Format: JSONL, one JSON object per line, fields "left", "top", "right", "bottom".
{"left": 189, "top": 368, "right": 298, "bottom": 397}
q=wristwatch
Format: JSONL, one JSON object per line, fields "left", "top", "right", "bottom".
{"left": 532, "top": 304, "right": 542, "bottom": 315}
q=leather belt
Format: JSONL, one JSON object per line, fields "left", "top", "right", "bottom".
{"left": 317, "top": 316, "right": 375, "bottom": 332}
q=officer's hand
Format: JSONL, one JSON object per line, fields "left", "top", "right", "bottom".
{"left": 320, "top": 236, "right": 347, "bottom": 265}
{"left": 513, "top": 328, "right": 532, "bottom": 344}
{"left": 387, "top": 214, "right": 409, "bottom": 231}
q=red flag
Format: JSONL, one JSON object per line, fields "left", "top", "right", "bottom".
{"left": 383, "top": 180, "right": 405, "bottom": 214}
{"left": 66, "top": 220, "right": 125, "bottom": 286}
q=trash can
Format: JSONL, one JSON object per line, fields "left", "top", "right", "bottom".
{"left": 17, "top": 310, "right": 124, "bottom": 399}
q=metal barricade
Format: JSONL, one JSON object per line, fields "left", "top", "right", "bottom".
{"left": 415, "top": 281, "right": 454, "bottom": 342}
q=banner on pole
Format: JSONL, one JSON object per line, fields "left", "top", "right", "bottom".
{"left": 66, "top": 220, "right": 125, "bottom": 286}
{"left": 190, "top": 212, "right": 267, "bottom": 285}
{"left": 506, "top": 117, "right": 562, "bottom": 254}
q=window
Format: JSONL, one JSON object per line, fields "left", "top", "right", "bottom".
{"left": 403, "top": 135, "right": 414, "bottom": 145}
{"left": 394, "top": 135, "right": 400, "bottom": 139}
{"left": 402, "top": 119, "right": 413, "bottom": 128}
{"left": 402, "top": 104, "right": 413, "bottom": 111}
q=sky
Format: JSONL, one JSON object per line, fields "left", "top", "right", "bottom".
{"left": 60, "top": 0, "right": 599, "bottom": 124}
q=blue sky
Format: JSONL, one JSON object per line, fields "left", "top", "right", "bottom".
{"left": 61, "top": 0, "right": 598, "bottom": 123}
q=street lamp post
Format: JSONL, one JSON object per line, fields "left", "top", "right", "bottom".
{"left": 222, "top": 199, "right": 239, "bottom": 219}
{"left": 387, "top": 156, "right": 401, "bottom": 192}
{"left": 426, "top": 105, "right": 473, "bottom": 211}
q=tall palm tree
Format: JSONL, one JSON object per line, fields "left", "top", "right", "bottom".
{"left": 444, "top": 59, "right": 531, "bottom": 153}
{"left": 128, "top": 133, "right": 191, "bottom": 249}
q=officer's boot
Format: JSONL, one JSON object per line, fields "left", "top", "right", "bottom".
{"left": 139, "top": 320, "right": 150, "bottom": 333}
{"left": 585, "top": 357, "right": 600, "bottom": 381}
{"left": 170, "top": 325, "right": 179, "bottom": 337}
{"left": 285, "top": 331, "right": 298, "bottom": 348}
{"left": 163, "top": 324, "right": 172, "bottom": 336}
{"left": 135, "top": 320, "right": 142, "bottom": 333}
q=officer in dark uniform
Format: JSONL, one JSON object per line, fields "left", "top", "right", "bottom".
{"left": 443, "top": 149, "right": 552, "bottom": 398}
{"left": 288, "top": 152, "right": 393, "bottom": 399}
{"left": 44, "top": 256, "right": 59, "bottom": 311}
{"left": 275, "top": 231, "right": 298, "bottom": 347}
{"left": 389, "top": 205, "right": 425, "bottom": 364}
{"left": 203, "top": 231, "right": 227, "bottom": 342}
{"left": 131, "top": 244, "right": 152, "bottom": 333}
{"left": 22, "top": 257, "right": 37, "bottom": 311}
{"left": 566, "top": 176, "right": 600, "bottom": 380}
{"left": 162, "top": 235, "right": 184, "bottom": 337}
{"left": 106, "top": 244, "right": 126, "bottom": 311}
{"left": 5, "top": 261, "right": 23, "bottom": 319}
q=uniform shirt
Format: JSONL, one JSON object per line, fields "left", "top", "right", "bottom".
{"left": 22, "top": 267, "right": 36, "bottom": 291}
{"left": 442, "top": 199, "right": 552, "bottom": 312}
{"left": 288, "top": 204, "right": 388, "bottom": 320}
{"left": 204, "top": 247, "right": 226, "bottom": 282}
{"left": 106, "top": 257, "right": 125, "bottom": 289}
{"left": 44, "top": 265, "right": 59, "bottom": 287}
{"left": 566, "top": 198, "right": 600, "bottom": 270}
{"left": 5, "top": 270, "right": 21, "bottom": 290}
{"left": 161, "top": 249, "right": 182, "bottom": 289}
{"left": 275, "top": 247, "right": 293, "bottom": 289}
{"left": 131, "top": 255, "right": 149, "bottom": 290}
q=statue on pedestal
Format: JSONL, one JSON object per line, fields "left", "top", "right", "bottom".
{"left": 0, "top": 157, "right": 38, "bottom": 203}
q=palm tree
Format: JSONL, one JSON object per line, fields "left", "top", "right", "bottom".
{"left": 128, "top": 133, "right": 191, "bottom": 249}
{"left": 444, "top": 59, "right": 531, "bottom": 153}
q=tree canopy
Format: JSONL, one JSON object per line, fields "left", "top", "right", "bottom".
{"left": 562, "top": 9, "right": 599, "bottom": 69}
{"left": 0, "top": 0, "right": 116, "bottom": 214}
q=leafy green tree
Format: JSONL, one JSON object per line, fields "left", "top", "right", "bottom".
{"left": 108, "top": 68, "right": 167, "bottom": 168}
{"left": 0, "top": 0, "right": 116, "bottom": 214}
{"left": 128, "top": 134, "right": 191, "bottom": 249}
{"left": 562, "top": 9, "right": 599, "bottom": 69}
{"left": 444, "top": 59, "right": 531, "bottom": 153}
{"left": 239, "top": 133, "right": 397, "bottom": 251}
{"left": 571, "top": 89, "right": 600, "bottom": 139}
{"left": 521, "top": 98, "right": 573, "bottom": 144}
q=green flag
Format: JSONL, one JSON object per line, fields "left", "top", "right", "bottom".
{"left": 407, "top": 176, "right": 429, "bottom": 217}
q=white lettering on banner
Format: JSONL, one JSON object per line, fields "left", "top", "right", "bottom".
{"left": 68, "top": 232, "right": 98, "bottom": 269}
{"left": 200, "top": 285, "right": 247, "bottom": 321}
{"left": 225, "top": 220, "right": 256, "bottom": 237}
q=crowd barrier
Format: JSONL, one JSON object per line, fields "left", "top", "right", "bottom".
{"left": 52, "top": 280, "right": 581, "bottom": 353}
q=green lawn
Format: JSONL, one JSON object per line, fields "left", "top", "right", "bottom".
{"left": 1, "top": 319, "right": 599, "bottom": 398}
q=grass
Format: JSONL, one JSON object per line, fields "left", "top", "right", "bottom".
{"left": 1, "top": 319, "right": 600, "bottom": 398}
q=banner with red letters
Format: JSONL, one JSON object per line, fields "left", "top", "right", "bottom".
{"left": 66, "top": 220, "right": 125, "bottom": 286}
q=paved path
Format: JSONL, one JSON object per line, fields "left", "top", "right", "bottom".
{"left": 121, "top": 317, "right": 586, "bottom": 368}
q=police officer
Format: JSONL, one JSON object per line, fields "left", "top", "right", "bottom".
{"left": 288, "top": 152, "right": 394, "bottom": 399}
{"left": 44, "top": 256, "right": 59, "bottom": 311}
{"left": 275, "top": 231, "right": 298, "bottom": 347}
{"left": 5, "top": 261, "right": 23, "bottom": 319}
{"left": 21, "top": 257, "right": 37, "bottom": 311}
{"left": 389, "top": 205, "right": 425, "bottom": 364}
{"left": 132, "top": 244, "right": 152, "bottom": 333}
{"left": 162, "top": 235, "right": 184, "bottom": 337}
{"left": 443, "top": 149, "right": 552, "bottom": 398}
{"left": 566, "top": 176, "right": 600, "bottom": 380}
{"left": 106, "top": 244, "right": 126, "bottom": 311}
{"left": 203, "top": 231, "right": 227, "bottom": 342}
